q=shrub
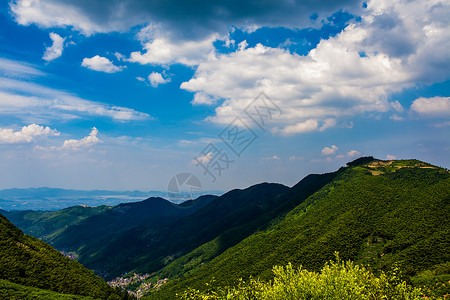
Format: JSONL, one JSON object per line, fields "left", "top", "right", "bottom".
{"left": 178, "top": 254, "right": 424, "bottom": 300}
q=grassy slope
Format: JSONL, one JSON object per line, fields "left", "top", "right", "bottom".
{"left": 0, "top": 214, "right": 122, "bottom": 299}
{"left": 148, "top": 160, "right": 450, "bottom": 299}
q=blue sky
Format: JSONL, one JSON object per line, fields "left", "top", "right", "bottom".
{"left": 0, "top": 0, "right": 448, "bottom": 192}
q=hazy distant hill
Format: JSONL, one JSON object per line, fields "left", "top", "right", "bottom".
{"left": 147, "top": 159, "right": 450, "bottom": 299}
{"left": 0, "top": 187, "right": 222, "bottom": 211}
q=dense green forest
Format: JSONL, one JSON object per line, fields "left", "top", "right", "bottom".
{"left": 0, "top": 214, "right": 131, "bottom": 299}
{"left": 146, "top": 159, "right": 450, "bottom": 299}
{"left": 2, "top": 205, "right": 111, "bottom": 242}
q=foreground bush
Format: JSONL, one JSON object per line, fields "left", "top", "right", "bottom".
{"left": 179, "top": 255, "right": 425, "bottom": 300}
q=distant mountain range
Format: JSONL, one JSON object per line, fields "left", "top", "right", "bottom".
{"left": 0, "top": 187, "right": 223, "bottom": 211}
{"left": 1, "top": 157, "right": 448, "bottom": 299}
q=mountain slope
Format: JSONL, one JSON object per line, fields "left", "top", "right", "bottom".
{"left": 77, "top": 183, "right": 291, "bottom": 278}
{"left": 0, "top": 214, "right": 125, "bottom": 299}
{"left": 143, "top": 170, "right": 341, "bottom": 280}
{"left": 51, "top": 196, "right": 217, "bottom": 252}
{"left": 149, "top": 159, "right": 450, "bottom": 299}
{"left": 2, "top": 205, "right": 111, "bottom": 242}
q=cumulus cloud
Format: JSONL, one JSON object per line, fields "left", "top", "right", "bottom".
{"left": 148, "top": 72, "right": 169, "bottom": 87}
{"left": 180, "top": 0, "right": 450, "bottom": 134}
{"left": 81, "top": 55, "right": 124, "bottom": 73}
{"left": 386, "top": 154, "right": 397, "bottom": 160}
{"left": 60, "top": 127, "right": 100, "bottom": 151}
{"left": 43, "top": 32, "right": 65, "bottom": 61}
{"left": 0, "top": 124, "right": 59, "bottom": 144}
{"left": 410, "top": 96, "right": 450, "bottom": 117}
{"left": 10, "top": 0, "right": 361, "bottom": 38}
{"left": 129, "top": 29, "right": 218, "bottom": 66}
{"left": 347, "top": 149, "right": 361, "bottom": 157}
{"left": 191, "top": 92, "right": 219, "bottom": 105}
{"left": 321, "top": 145, "right": 338, "bottom": 155}
{"left": 275, "top": 119, "right": 319, "bottom": 135}
{"left": 195, "top": 152, "right": 213, "bottom": 164}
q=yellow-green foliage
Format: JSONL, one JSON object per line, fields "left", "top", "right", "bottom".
{"left": 179, "top": 255, "right": 425, "bottom": 300}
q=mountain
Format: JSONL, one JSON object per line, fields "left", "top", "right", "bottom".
{"left": 50, "top": 195, "right": 217, "bottom": 251}
{"left": 146, "top": 159, "right": 450, "bottom": 299}
{"left": 1, "top": 205, "right": 111, "bottom": 242}
{"left": 0, "top": 187, "right": 221, "bottom": 211}
{"left": 0, "top": 213, "right": 128, "bottom": 299}
{"left": 63, "top": 183, "right": 291, "bottom": 278}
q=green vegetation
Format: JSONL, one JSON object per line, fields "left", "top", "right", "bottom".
{"left": 0, "top": 279, "right": 95, "bottom": 300}
{"left": 2, "top": 205, "right": 111, "bottom": 242}
{"left": 178, "top": 255, "right": 424, "bottom": 300}
{"left": 77, "top": 184, "right": 291, "bottom": 278}
{"left": 147, "top": 159, "right": 450, "bottom": 299}
{"left": 0, "top": 214, "right": 130, "bottom": 299}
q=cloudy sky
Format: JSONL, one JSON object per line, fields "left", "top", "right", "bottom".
{"left": 0, "top": 0, "right": 448, "bottom": 192}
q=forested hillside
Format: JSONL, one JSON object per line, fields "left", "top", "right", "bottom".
{"left": 147, "top": 159, "right": 450, "bottom": 299}
{"left": 0, "top": 214, "right": 129, "bottom": 299}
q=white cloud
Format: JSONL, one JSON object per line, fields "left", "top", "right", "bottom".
{"left": 0, "top": 58, "right": 150, "bottom": 122}
{"left": 136, "top": 77, "right": 145, "bottom": 82}
{"left": 81, "top": 55, "right": 124, "bottom": 73}
{"left": 319, "top": 118, "right": 337, "bottom": 131}
{"left": 274, "top": 119, "right": 319, "bottom": 135}
{"left": 129, "top": 28, "right": 219, "bottom": 66}
{"left": 0, "top": 82, "right": 151, "bottom": 122}
{"left": 148, "top": 72, "right": 169, "bottom": 87}
{"left": 262, "top": 155, "right": 280, "bottom": 160}
{"left": 191, "top": 92, "right": 219, "bottom": 105}
{"left": 347, "top": 150, "right": 361, "bottom": 157}
{"left": 289, "top": 155, "right": 304, "bottom": 161}
{"left": 434, "top": 121, "right": 450, "bottom": 128}
{"left": 195, "top": 152, "right": 213, "bottom": 164}
{"left": 390, "top": 114, "right": 404, "bottom": 121}
{"left": 390, "top": 100, "right": 404, "bottom": 112}
{"left": 60, "top": 127, "right": 100, "bottom": 151}
{"left": 181, "top": 0, "right": 450, "bottom": 134}
{"left": 10, "top": 0, "right": 130, "bottom": 35}
{"left": 410, "top": 96, "right": 450, "bottom": 117}
{"left": 43, "top": 32, "right": 65, "bottom": 61}
{"left": 386, "top": 154, "right": 397, "bottom": 160}
{"left": 0, "top": 124, "right": 59, "bottom": 144}
{"left": 0, "top": 57, "right": 44, "bottom": 77}
{"left": 321, "top": 145, "right": 338, "bottom": 155}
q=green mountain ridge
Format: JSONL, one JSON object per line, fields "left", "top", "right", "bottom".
{"left": 145, "top": 158, "right": 450, "bottom": 299}
{"left": 2, "top": 157, "right": 448, "bottom": 299}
